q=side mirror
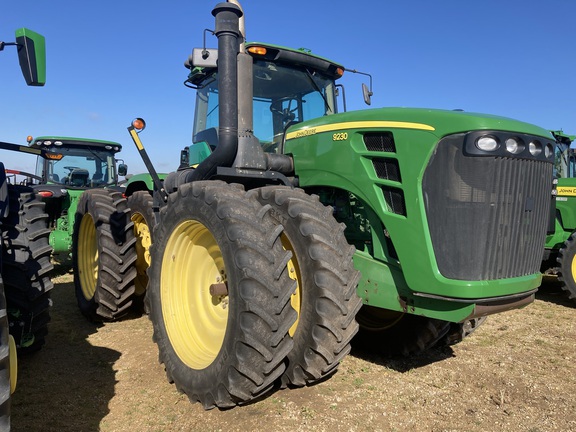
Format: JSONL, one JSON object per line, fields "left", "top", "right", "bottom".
{"left": 15, "top": 28, "right": 46, "bottom": 86}
{"left": 118, "top": 164, "right": 128, "bottom": 177}
{"left": 362, "top": 83, "right": 373, "bottom": 106}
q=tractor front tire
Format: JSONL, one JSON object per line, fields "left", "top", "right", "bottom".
{"left": 354, "top": 306, "right": 451, "bottom": 357}
{"left": 1, "top": 185, "right": 53, "bottom": 354}
{"left": 249, "top": 186, "right": 362, "bottom": 387}
{"left": 148, "top": 181, "right": 297, "bottom": 409}
{"left": 73, "top": 189, "right": 137, "bottom": 321}
{"left": 557, "top": 232, "right": 576, "bottom": 303}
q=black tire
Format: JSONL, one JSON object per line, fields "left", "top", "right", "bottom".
{"left": 0, "top": 273, "right": 13, "bottom": 431}
{"left": 354, "top": 306, "right": 451, "bottom": 357}
{"left": 249, "top": 186, "right": 362, "bottom": 387}
{"left": 127, "top": 191, "right": 154, "bottom": 302}
{"left": 73, "top": 189, "right": 138, "bottom": 321}
{"left": 1, "top": 185, "right": 53, "bottom": 354}
{"left": 557, "top": 232, "right": 576, "bottom": 304}
{"left": 149, "top": 181, "right": 297, "bottom": 409}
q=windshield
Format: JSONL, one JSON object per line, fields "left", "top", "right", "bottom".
{"left": 193, "top": 59, "right": 337, "bottom": 151}
{"left": 554, "top": 143, "right": 576, "bottom": 178}
{"left": 36, "top": 147, "right": 117, "bottom": 187}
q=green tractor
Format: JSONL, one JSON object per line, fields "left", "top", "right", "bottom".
{"left": 1, "top": 27, "right": 51, "bottom": 430}
{"left": 77, "top": 1, "right": 554, "bottom": 409}
{"left": 25, "top": 136, "right": 158, "bottom": 320}
{"left": 541, "top": 130, "right": 576, "bottom": 304}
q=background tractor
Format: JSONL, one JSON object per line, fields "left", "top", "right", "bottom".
{"left": 77, "top": 0, "right": 555, "bottom": 409}
{"left": 1, "top": 27, "right": 52, "bottom": 430}
{"left": 541, "top": 130, "right": 576, "bottom": 304}
{"left": 23, "top": 136, "right": 158, "bottom": 320}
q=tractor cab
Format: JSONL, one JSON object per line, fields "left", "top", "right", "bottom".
{"left": 187, "top": 43, "right": 344, "bottom": 156}
{"left": 29, "top": 136, "right": 126, "bottom": 189}
{"left": 552, "top": 130, "right": 576, "bottom": 179}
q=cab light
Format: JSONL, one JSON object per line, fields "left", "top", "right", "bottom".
{"left": 45, "top": 153, "right": 63, "bottom": 160}
{"left": 476, "top": 136, "right": 499, "bottom": 151}
{"left": 529, "top": 140, "right": 541, "bottom": 156}
{"left": 26, "top": 135, "right": 33, "bottom": 144}
{"left": 247, "top": 46, "right": 267, "bottom": 56}
{"left": 336, "top": 67, "right": 344, "bottom": 78}
{"left": 54, "top": 141, "right": 63, "bottom": 146}
{"left": 43, "top": 141, "right": 52, "bottom": 146}
{"left": 38, "top": 190, "right": 53, "bottom": 198}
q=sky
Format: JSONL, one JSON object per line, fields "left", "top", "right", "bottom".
{"left": 1, "top": 0, "right": 575, "bottom": 175}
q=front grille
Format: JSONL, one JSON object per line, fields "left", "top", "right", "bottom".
{"left": 423, "top": 134, "right": 552, "bottom": 280}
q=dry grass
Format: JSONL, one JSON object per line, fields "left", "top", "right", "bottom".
{"left": 10, "top": 275, "right": 576, "bottom": 432}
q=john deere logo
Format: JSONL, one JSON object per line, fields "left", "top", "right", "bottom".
{"left": 557, "top": 186, "right": 576, "bottom": 197}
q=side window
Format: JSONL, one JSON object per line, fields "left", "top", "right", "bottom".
{"left": 253, "top": 98, "right": 274, "bottom": 143}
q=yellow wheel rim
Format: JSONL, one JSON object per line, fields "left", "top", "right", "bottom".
{"left": 9, "top": 335, "right": 17, "bottom": 394}
{"left": 132, "top": 212, "right": 151, "bottom": 295}
{"left": 571, "top": 254, "right": 576, "bottom": 281}
{"left": 77, "top": 213, "right": 98, "bottom": 301}
{"left": 161, "top": 220, "right": 227, "bottom": 370}
{"left": 281, "top": 234, "right": 301, "bottom": 337}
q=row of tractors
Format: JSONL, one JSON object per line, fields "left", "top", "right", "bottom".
{"left": 1, "top": 0, "right": 574, "bottom": 427}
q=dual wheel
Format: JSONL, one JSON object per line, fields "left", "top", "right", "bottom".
{"left": 1, "top": 185, "right": 53, "bottom": 354}
{"left": 148, "top": 183, "right": 361, "bottom": 408}
{"left": 73, "top": 189, "right": 137, "bottom": 321}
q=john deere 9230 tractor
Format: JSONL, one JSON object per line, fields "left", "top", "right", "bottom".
{"left": 541, "top": 130, "right": 576, "bottom": 304}
{"left": 75, "top": 1, "right": 554, "bottom": 409}
{"left": 1, "top": 27, "right": 52, "bottom": 429}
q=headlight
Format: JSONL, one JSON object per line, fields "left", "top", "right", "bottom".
{"left": 505, "top": 137, "right": 524, "bottom": 154}
{"left": 476, "top": 136, "right": 499, "bottom": 151}
{"left": 529, "top": 140, "right": 541, "bottom": 156}
{"left": 544, "top": 143, "right": 554, "bottom": 159}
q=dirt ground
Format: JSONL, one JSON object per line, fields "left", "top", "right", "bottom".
{"left": 10, "top": 273, "right": 576, "bottom": 432}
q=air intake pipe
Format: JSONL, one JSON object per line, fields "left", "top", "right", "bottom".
{"left": 172, "top": 2, "right": 242, "bottom": 187}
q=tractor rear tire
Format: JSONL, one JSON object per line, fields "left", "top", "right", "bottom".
{"left": 127, "top": 191, "right": 155, "bottom": 313}
{"left": 73, "top": 189, "right": 137, "bottom": 321}
{"left": 249, "top": 186, "right": 361, "bottom": 387}
{"left": 1, "top": 185, "right": 53, "bottom": 354}
{"left": 557, "top": 232, "right": 576, "bottom": 304}
{"left": 354, "top": 306, "right": 451, "bottom": 357}
{"left": 148, "top": 181, "right": 297, "bottom": 409}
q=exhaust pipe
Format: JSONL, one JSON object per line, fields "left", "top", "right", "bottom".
{"left": 170, "top": 2, "right": 243, "bottom": 187}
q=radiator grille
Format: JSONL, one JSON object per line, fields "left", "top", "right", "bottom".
{"left": 423, "top": 135, "right": 552, "bottom": 280}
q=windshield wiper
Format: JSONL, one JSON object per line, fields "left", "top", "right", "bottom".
{"left": 305, "top": 68, "right": 332, "bottom": 114}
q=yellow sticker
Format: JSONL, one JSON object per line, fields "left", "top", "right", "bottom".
{"left": 556, "top": 186, "right": 576, "bottom": 196}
